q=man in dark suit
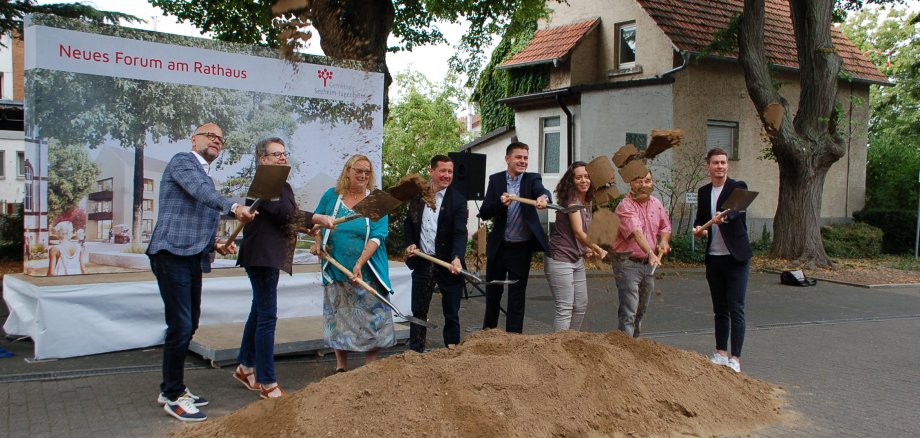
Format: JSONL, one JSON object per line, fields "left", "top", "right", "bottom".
{"left": 479, "top": 141, "right": 551, "bottom": 333}
{"left": 693, "top": 147, "right": 753, "bottom": 374}
{"left": 404, "top": 155, "right": 468, "bottom": 352}
{"left": 231, "top": 138, "right": 334, "bottom": 399}
{"left": 147, "top": 123, "right": 256, "bottom": 422}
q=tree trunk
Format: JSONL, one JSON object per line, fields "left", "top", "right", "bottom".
{"left": 131, "top": 143, "right": 145, "bottom": 249}
{"left": 308, "top": 0, "right": 395, "bottom": 118}
{"left": 738, "top": 0, "right": 843, "bottom": 267}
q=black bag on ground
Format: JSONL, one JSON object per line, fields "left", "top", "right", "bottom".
{"left": 780, "top": 270, "right": 817, "bottom": 287}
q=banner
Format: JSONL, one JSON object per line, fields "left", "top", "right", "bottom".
{"left": 22, "top": 15, "right": 384, "bottom": 277}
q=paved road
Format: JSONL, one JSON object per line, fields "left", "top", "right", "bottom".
{"left": 2, "top": 270, "right": 919, "bottom": 437}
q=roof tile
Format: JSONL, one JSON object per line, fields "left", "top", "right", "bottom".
{"left": 500, "top": 17, "right": 601, "bottom": 68}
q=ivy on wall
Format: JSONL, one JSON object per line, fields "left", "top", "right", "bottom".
{"left": 472, "top": 19, "right": 550, "bottom": 133}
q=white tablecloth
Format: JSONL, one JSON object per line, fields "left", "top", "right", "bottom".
{"left": 2, "top": 266, "right": 412, "bottom": 359}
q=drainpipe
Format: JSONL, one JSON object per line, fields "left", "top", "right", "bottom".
{"left": 557, "top": 94, "right": 574, "bottom": 166}
{"left": 661, "top": 50, "right": 691, "bottom": 77}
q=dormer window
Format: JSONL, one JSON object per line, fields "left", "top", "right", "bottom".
{"left": 617, "top": 22, "right": 636, "bottom": 69}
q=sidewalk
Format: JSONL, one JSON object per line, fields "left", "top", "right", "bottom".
{"left": 2, "top": 269, "right": 920, "bottom": 437}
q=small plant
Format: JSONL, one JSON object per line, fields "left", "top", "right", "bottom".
{"left": 820, "top": 222, "right": 883, "bottom": 259}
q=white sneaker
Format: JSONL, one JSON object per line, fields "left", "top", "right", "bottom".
{"left": 726, "top": 357, "right": 741, "bottom": 373}
{"left": 163, "top": 396, "right": 207, "bottom": 422}
{"left": 157, "top": 388, "right": 209, "bottom": 406}
{"left": 710, "top": 352, "right": 729, "bottom": 366}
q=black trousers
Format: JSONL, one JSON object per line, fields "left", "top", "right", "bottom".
{"left": 705, "top": 254, "right": 750, "bottom": 357}
{"left": 409, "top": 260, "right": 463, "bottom": 352}
{"left": 483, "top": 241, "right": 533, "bottom": 333}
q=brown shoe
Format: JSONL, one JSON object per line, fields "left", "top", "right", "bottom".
{"left": 260, "top": 383, "right": 287, "bottom": 399}
{"left": 233, "top": 365, "right": 259, "bottom": 391}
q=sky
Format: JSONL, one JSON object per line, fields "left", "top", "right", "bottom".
{"left": 34, "top": 0, "right": 473, "bottom": 100}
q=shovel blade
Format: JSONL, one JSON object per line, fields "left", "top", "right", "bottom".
{"left": 398, "top": 315, "right": 438, "bottom": 329}
{"left": 247, "top": 164, "right": 291, "bottom": 200}
{"left": 485, "top": 279, "right": 518, "bottom": 285}
{"left": 350, "top": 189, "right": 401, "bottom": 221}
{"left": 550, "top": 204, "right": 587, "bottom": 214}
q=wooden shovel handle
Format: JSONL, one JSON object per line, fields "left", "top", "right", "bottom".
{"left": 411, "top": 249, "right": 453, "bottom": 270}
{"left": 503, "top": 195, "right": 538, "bottom": 207}
{"left": 307, "top": 213, "right": 360, "bottom": 234}
{"left": 217, "top": 199, "right": 262, "bottom": 250}
{"left": 697, "top": 210, "right": 731, "bottom": 232}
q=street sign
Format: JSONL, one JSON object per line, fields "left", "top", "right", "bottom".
{"left": 685, "top": 192, "right": 698, "bottom": 204}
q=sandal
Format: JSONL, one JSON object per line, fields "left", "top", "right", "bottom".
{"left": 260, "top": 384, "right": 287, "bottom": 399}
{"left": 335, "top": 368, "right": 347, "bottom": 374}
{"left": 233, "top": 365, "right": 260, "bottom": 391}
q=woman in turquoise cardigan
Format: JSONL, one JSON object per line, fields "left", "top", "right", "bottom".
{"left": 312, "top": 154, "right": 395, "bottom": 372}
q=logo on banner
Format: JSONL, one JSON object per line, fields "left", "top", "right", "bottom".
{"left": 318, "top": 68, "right": 333, "bottom": 87}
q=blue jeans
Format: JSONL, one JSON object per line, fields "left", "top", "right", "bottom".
{"left": 149, "top": 252, "right": 202, "bottom": 401}
{"left": 408, "top": 260, "right": 463, "bottom": 352}
{"left": 237, "top": 266, "right": 280, "bottom": 384}
{"left": 706, "top": 255, "right": 750, "bottom": 357}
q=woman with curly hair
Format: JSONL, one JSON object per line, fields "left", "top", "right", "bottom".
{"left": 545, "top": 161, "right": 607, "bottom": 331}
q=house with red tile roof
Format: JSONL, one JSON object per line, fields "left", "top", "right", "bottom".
{"left": 463, "top": 0, "right": 885, "bottom": 236}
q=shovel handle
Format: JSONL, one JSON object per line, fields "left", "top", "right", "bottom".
{"left": 697, "top": 209, "right": 731, "bottom": 232}
{"left": 411, "top": 250, "right": 454, "bottom": 270}
{"left": 503, "top": 195, "right": 538, "bottom": 207}
{"left": 308, "top": 213, "right": 361, "bottom": 234}
{"left": 218, "top": 199, "right": 262, "bottom": 249}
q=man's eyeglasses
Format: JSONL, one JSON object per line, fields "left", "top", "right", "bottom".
{"left": 195, "top": 132, "right": 224, "bottom": 144}
{"left": 262, "top": 151, "right": 291, "bottom": 159}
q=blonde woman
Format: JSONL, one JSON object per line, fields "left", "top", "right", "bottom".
{"left": 47, "top": 221, "right": 85, "bottom": 275}
{"left": 311, "top": 155, "right": 395, "bottom": 372}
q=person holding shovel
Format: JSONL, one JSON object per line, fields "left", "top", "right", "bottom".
{"left": 231, "top": 138, "right": 334, "bottom": 399}
{"left": 545, "top": 161, "right": 608, "bottom": 331}
{"left": 612, "top": 169, "right": 671, "bottom": 338}
{"left": 311, "top": 154, "right": 395, "bottom": 372}
{"left": 693, "top": 147, "right": 752, "bottom": 373}
{"left": 403, "top": 155, "right": 468, "bottom": 352}
{"left": 479, "top": 141, "right": 551, "bottom": 334}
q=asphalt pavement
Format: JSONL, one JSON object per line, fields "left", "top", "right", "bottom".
{"left": 2, "top": 269, "right": 919, "bottom": 437}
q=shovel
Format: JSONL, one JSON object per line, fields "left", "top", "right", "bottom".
{"left": 318, "top": 248, "right": 438, "bottom": 329}
{"left": 218, "top": 164, "right": 291, "bottom": 249}
{"left": 502, "top": 195, "right": 586, "bottom": 214}
{"left": 410, "top": 250, "right": 518, "bottom": 286}
{"left": 697, "top": 188, "right": 759, "bottom": 231}
{"left": 306, "top": 175, "right": 425, "bottom": 233}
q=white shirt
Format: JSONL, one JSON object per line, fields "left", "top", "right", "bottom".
{"left": 191, "top": 150, "right": 211, "bottom": 176}
{"left": 709, "top": 184, "right": 730, "bottom": 256}
{"left": 419, "top": 189, "right": 446, "bottom": 255}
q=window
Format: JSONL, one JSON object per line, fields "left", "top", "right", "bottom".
{"left": 97, "top": 178, "right": 113, "bottom": 192}
{"left": 144, "top": 178, "right": 154, "bottom": 191}
{"left": 97, "top": 220, "right": 112, "bottom": 239}
{"left": 91, "top": 200, "right": 113, "bottom": 213}
{"left": 541, "top": 117, "right": 562, "bottom": 174}
{"left": 143, "top": 219, "right": 153, "bottom": 234}
{"left": 706, "top": 120, "right": 739, "bottom": 160}
{"left": 617, "top": 22, "right": 637, "bottom": 69}
{"left": 24, "top": 163, "right": 33, "bottom": 210}
{"left": 143, "top": 199, "right": 153, "bottom": 211}
{"left": 0, "top": 150, "right": 4, "bottom": 178}
{"left": 16, "top": 151, "right": 24, "bottom": 177}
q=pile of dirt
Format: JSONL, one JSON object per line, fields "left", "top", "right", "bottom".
{"left": 179, "top": 330, "right": 786, "bottom": 437}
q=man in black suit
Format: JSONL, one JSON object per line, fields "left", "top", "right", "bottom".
{"left": 693, "top": 147, "right": 753, "bottom": 373}
{"left": 404, "top": 155, "right": 468, "bottom": 352}
{"left": 479, "top": 141, "right": 551, "bottom": 333}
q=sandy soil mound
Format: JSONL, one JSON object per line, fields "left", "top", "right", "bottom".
{"left": 179, "top": 330, "right": 785, "bottom": 437}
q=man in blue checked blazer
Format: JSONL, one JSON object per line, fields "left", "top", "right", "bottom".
{"left": 147, "top": 122, "right": 255, "bottom": 422}
{"left": 478, "top": 141, "right": 551, "bottom": 334}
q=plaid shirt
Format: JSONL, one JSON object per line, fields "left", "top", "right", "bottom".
{"left": 146, "top": 152, "right": 235, "bottom": 272}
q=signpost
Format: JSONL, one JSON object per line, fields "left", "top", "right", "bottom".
{"left": 685, "top": 192, "right": 698, "bottom": 253}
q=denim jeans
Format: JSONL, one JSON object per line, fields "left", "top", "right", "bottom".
{"left": 408, "top": 260, "right": 463, "bottom": 352}
{"left": 614, "top": 258, "right": 655, "bottom": 337}
{"left": 237, "top": 266, "right": 280, "bottom": 384}
{"left": 149, "top": 251, "right": 202, "bottom": 401}
{"left": 545, "top": 255, "right": 587, "bottom": 331}
{"left": 706, "top": 255, "right": 749, "bottom": 357}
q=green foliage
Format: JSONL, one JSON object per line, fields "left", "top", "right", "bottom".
{"left": 0, "top": 211, "right": 24, "bottom": 261}
{"left": 382, "top": 71, "right": 463, "bottom": 253}
{"left": 0, "top": 0, "right": 140, "bottom": 37}
{"left": 853, "top": 209, "right": 917, "bottom": 254}
{"left": 649, "top": 145, "right": 709, "bottom": 233}
{"left": 667, "top": 233, "right": 705, "bottom": 264}
{"left": 751, "top": 223, "right": 773, "bottom": 255}
{"left": 700, "top": 13, "right": 741, "bottom": 58}
{"left": 820, "top": 222, "right": 883, "bottom": 259}
{"left": 472, "top": 18, "right": 549, "bottom": 132}
{"left": 47, "top": 141, "right": 99, "bottom": 221}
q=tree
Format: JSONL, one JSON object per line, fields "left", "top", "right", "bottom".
{"left": 841, "top": 6, "right": 920, "bottom": 211}
{"left": 0, "top": 0, "right": 138, "bottom": 37}
{"left": 381, "top": 70, "right": 464, "bottom": 251}
{"left": 733, "top": 0, "right": 894, "bottom": 267}
{"left": 150, "top": 0, "right": 556, "bottom": 115}
{"left": 46, "top": 140, "right": 99, "bottom": 221}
